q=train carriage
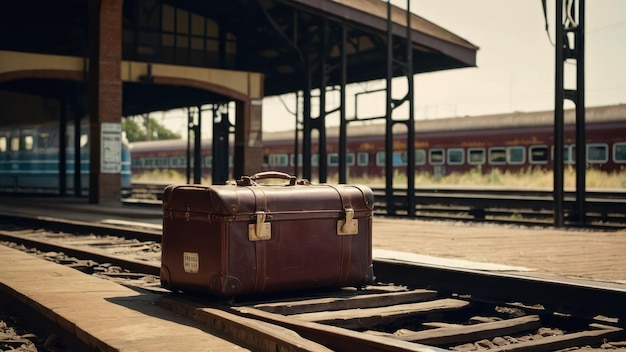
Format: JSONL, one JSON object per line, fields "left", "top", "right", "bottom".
{"left": 130, "top": 105, "right": 626, "bottom": 181}
{"left": 0, "top": 120, "right": 132, "bottom": 196}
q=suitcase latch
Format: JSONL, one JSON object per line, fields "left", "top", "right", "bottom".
{"left": 337, "top": 208, "right": 358, "bottom": 235}
{"left": 249, "top": 211, "right": 271, "bottom": 241}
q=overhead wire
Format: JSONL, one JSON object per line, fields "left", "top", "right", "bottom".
{"left": 541, "top": 0, "right": 555, "bottom": 46}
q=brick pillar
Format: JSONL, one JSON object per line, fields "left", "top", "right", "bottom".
{"left": 88, "top": 0, "right": 123, "bottom": 204}
{"left": 234, "top": 99, "right": 264, "bottom": 179}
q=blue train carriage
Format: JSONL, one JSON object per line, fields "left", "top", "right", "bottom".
{"left": 0, "top": 120, "right": 132, "bottom": 197}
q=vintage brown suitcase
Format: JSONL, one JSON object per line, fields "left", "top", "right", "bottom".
{"left": 160, "top": 172, "right": 374, "bottom": 299}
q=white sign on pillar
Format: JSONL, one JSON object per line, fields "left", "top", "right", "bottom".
{"left": 101, "top": 123, "right": 122, "bottom": 173}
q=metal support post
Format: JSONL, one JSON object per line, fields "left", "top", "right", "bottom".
{"left": 73, "top": 106, "right": 82, "bottom": 197}
{"left": 302, "top": 64, "right": 312, "bottom": 181}
{"left": 212, "top": 104, "right": 231, "bottom": 185}
{"left": 317, "top": 19, "right": 329, "bottom": 184}
{"left": 405, "top": 0, "right": 416, "bottom": 217}
{"left": 186, "top": 108, "right": 192, "bottom": 184}
{"left": 554, "top": 0, "right": 565, "bottom": 227}
{"left": 554, "top": 0, "right": 585, "bottom": 226}
{"left": 338, "top": 23, "right": 348, "bottom": 184}
{"left": 385, "top": 0, "right": 395, "bottom": 215}
{"left": 574, "top": 0, "right": 586, "bottom": 224}
{"left": 59, "top": 102, "right": 67, "bottom": 196}
{"left": 193, "top": 106, "right": 202, "bottom": 184}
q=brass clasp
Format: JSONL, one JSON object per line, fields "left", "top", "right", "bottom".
{"left": 337, "top": 208, "right": 358, "bottom": 235}
{"left": 248, "top": 211, "right": 271, "bottom": 241}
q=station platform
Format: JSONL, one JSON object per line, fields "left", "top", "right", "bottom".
{"left": 0, "top": 194, "right": 625, "bottom": 291}
{"left": 0, "top": 245, "right": 253, "bottom": 351}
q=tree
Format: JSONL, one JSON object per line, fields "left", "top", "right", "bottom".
{"left": 122, "top": 116, "right": 181, "bottom": 142}
{"left": 147, "top": 118, "right": 181, "bottom": 140}
{"left": 122, "top": 117, "right": 146, "bottom": 142}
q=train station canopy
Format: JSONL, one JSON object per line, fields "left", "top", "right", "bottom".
{"left": 0, "top": 0, "right": 478, "bottom": 118}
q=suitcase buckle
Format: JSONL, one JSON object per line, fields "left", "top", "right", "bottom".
{"left": 337, "top": 208, "right": 358, "bottom": 235}
{"left": 249, "top": 211, "right": 271, "bottom": 241}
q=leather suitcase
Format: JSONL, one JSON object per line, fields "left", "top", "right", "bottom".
{"left": 160, "top": 172, "right": 374, "bottom": 299}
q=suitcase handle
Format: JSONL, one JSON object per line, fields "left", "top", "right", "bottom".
{"left": 237, "top": 171, "right": 297, "bottom": 186}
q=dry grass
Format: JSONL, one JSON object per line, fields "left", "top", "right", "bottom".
{"left": 134, "top": 167, "right": 626, "bottom": 189}
{"left": 329, "top": 167, "right": 626, "bottom": 189}
{"left": 132, "top": 169, "right": 212, "bottom": 185}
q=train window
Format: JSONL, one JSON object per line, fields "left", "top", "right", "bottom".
{"left": 24, "top": 136, "right": 34, "bottom": 150}
{"left": 488, "top": 147, "right": 506, "bottom": 164}
{"left": 328, "top": 153, "right": 355, "bottom": 166}
{"left": 377, "top": 152, "right": 407, "bottom": 166}
{"left": 144, "top": 158, "right": 153, "bottom": 168}
{"left": 170, "top": 157, "right": 187, "bottom": 167}
{"left": 269, "top": 154, "right": 288, "bottom": 167}
{"left": 290, "top": 154, "right": 302, "bottom": 167}
{"left": 529, "top": 145, "right": 548, "bottom": 164}
{"left": 10, "top": 137, "right": 19, "bottom": 151}
{"left": 347, "top": 153, "right": 355, "bottom": 166}
{"left": 415, "top": 149, "right": 426, "bottom": 165}
{"left": 376, "top": 152, "right": 384, "bottom": 166}
{"left": 468, "top": 148, "right": 485, "bottom": 165}
{"left": 429, "top": 149, "right": 444, "bottom": 165}
{"left": 328, "top": 153, "right": 339, "bottom": 166}
{"left": 586, "top": 143, "right": 608, "bottom": 163}
{"left": 80, "top": 134, "right": 89, "bottom": 148}
{"left": 447, "top": 148, "right": 464, "bottom": 165}
{"left": 133, "top": 159, "right": 143, "bottom": 168}
{"left": 262, "top": 154, "right": 269, "bottom": 167}
{"left": 551, "top": 145, "right": 574, "bottom": 164}
{"left": 312, "top": 154, "right": 319, "bottom": 166}
{"left": 204, "top": 156, "right": 211, "bottom": 167}
{"left": 393, "top": 152, "right": 407, "bottom": 166}
{"left": 38, "top": 133, "right": 50, "bottom": 149}
{"left": 357, "top": 152, "right": 369, "bottom": 166}
{"left": 506, "top": 146, "right": 525, "bottom": 164}
{"left": 0, "top": 136, "right": 6, "bottom": 152}
{"left": 614, "top": 143, "right": 626, "bottom": 163}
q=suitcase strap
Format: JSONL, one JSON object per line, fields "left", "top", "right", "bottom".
{"left": 247, "top": 191, "right": 272, "bottom": 241}
{"left": 248, "top": 187, "right": 269, "bottom": 294}
{"left": 327, "top": 185, "right": 359, "bottom": 285}
{"left": 327, "top": 185, "right": 359, "bottom": 236}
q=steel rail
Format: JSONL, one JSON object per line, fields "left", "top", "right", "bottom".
{"left": 0, "top": 214, "right": 161, "bottom": 276}
{"left": 2, "top": 214, "right": 625, "bottom": 322}
{"left": 370, "top": 188, "right": 626, "bottom": 226}
{"left": 127, "top": 182, "right": 626, "bottom": 226}
{"left": 373, "top": 258, "right": 626, "bottom": 322}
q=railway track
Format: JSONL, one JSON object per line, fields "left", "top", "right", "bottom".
{"left": 1, "top": 214, "right": 625, "bottom": 351}
{"left": 129, "top": 182, "right": 626, "bottom": 228}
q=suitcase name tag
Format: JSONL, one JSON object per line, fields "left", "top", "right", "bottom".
{"left": 183, "top": 252, "right": 199, "bottom": 273}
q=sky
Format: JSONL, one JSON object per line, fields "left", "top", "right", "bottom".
{"left": 159, "top": 0, "right": 626, "bottom": 135}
